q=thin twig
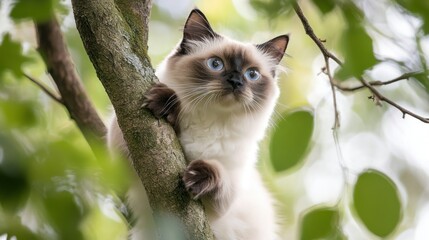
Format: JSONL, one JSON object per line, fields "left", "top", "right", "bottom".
{"left": 294, "top": 2, "right": 341, "bottom": 129}
{"left": 294, "top": 3, "right": 348, "bottom": 206}
{"left": 293, "top": 3, "right": 343, "bottom": 66}
{"left": 324, "top": 57, "right": 341, "bottom": 129}
{"left": 334, "top": 72, "right": 420, "bottom": 91}
{"left": 293, "top": 2, "right": 429, "bottom": 124}
{"left": 24, "top": 73, "right": 64, "bottom": 105}
{"left": 360, "top": 78, "right": 429, "bottom": 123}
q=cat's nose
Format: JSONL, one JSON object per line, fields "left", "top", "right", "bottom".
{"left": 227, "top": 77, "right": 243, "bottom": 90}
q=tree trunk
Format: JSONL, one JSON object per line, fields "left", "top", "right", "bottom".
{"left": 70, "top": 0, "right": 214, "bottom": 239}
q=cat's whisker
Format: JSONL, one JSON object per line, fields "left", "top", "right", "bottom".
{"left": 250, "top": 95, "right": 280, "bottom": 129}
{"left": 208, "top": 91, "right": 222, "bottom": 109}
{"left": 242, "top": 102, "right": 253, "bottom": 125}
{"left": 202, "top": 91, "right": 214, "bottom": 111}
{"left": 178, "top": 91, "right": 210, "bottom": 121}
{"left": 155, "top": 94, "right": 180, "bottom": 116}
{"left": 176, "top": 95, "right": 200, "bottom": 121}
{"left": 163, "top": 82, "right": 204, "bottom": 88}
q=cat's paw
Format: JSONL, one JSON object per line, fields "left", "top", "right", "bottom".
{"left": 183, "top": 160, "right": 221, "bottom": 199}
{"left": 143, "top": 83, "right": 180, "bottom": 130}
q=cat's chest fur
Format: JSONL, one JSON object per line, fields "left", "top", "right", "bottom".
{"left": 178, "top": 110, "right": 260, "bottom": 167}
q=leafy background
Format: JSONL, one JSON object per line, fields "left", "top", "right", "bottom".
{"left": 1, "top": 0, "right": 429, "bottom": 239}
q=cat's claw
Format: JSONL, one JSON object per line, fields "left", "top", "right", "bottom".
{"left": 183, "top": 160, "right": 221, "bottom": 199}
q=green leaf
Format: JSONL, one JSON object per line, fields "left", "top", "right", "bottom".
{"left": 300, "top": 207, "right": 344, "bottom": 240}
{"left": 0, "top": 216, "right": 42, "bottom": 240}
{"left": 0, "top": 99, "right": 39, "bottom": 128}
{"left": 10, "top": 0, "right": 54, "bottom": 22}
{"left": 270, "top": 110, "right": 314, "bottom": 172}
{"left": 412, "top": 72, "right": 429, "bottom": 94}
{"left": 44, "top": 190, "right": 85, "bottom": 240}
{"left": 353, "top": 169, "right": 402, "bottom": 237}
{"left": 0, "top": 134, "right": 30, "bottom": 213}
{"left": 0, "top": 34, "right": 32, "bottom": 78}
{"left": 336, "top": 4, "right": 377, "bottom": 80}
{"left": 30, "top": 139, "right": 94, "bottom": 185}
{"left": 249, "top": 0, "right": 295, "bottom": 19}
{"left": 0, "top": 168, "right": 29, "bottom": 213}
{"left": 311, "top": 0, "right": 336, "bottom": 14}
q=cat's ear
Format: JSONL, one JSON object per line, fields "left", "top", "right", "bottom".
{"left": 178, "top": 9, "right": 218, "bottom": 54}
{"left": 256, "top": 34, "right": 290, "bottom": 65}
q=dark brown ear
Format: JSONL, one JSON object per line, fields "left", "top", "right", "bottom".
{"left": 178, "top": 9, "right": 219, "bottom": 54}
{"left": 256, "top": 34, "right": 290, "bottom": 64}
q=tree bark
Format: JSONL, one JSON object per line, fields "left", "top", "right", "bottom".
{"left": 70, "top": 0, "right": 214, "bottom": 239}
{"left": 36, "top": 18, "right": 107, "bottom": 147}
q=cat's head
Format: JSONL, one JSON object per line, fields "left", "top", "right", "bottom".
{"left": 160, "top": 9, "right": 289, "bottom": 115}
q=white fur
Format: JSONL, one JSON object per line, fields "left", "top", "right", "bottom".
{"left": 107, "top": 36, "right": 282, "bottom": 240}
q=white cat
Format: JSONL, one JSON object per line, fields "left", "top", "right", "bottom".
{"left": 107, "top": 9, "right": 289, "bottom": 240}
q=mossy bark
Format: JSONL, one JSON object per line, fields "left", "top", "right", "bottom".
{"left": 71, "top": 0, "right": 214, "bottom": 239}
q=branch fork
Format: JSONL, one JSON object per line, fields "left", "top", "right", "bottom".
{"left": 293, "top": 2, "right": 429, "bottom": 124}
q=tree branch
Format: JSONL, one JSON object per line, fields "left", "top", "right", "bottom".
{"left": 334, "top": 72, "right": 418, "bottom": 91}
{"left": 293, "top": 2, "right": 429, "bottom": 124}
{"left": 323, "top": 55, "right": 341, "bottom": 128}
{"left": 35, "top": 17, "right": 107, "bottom": 146}
{"left": 294, "top": 2, "right": 341, "bottom": 128}
{"left": 70, "top": 0, "right": 214, "bottom": 239}
{"left": 360, "top": 78, "right": 429, "bottom": 123}
{"left": 33, "top": 14, "right": 134, "bottom": 228}
{"left": 293, "top": 3, "right": 343, "bottom": 66}
{"left": 23, "top": 73, "right": 63, "bottom": 105}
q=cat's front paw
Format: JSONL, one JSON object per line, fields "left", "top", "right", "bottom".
{"left": 143, "top": 83, "right": 180, "bottom": 131}
{"left": 183, "top": 160, "right": 221, "bottom": 199}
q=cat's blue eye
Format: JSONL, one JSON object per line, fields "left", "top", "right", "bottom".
{"left": 207, "top": 57, "right": 224, "bottom": 71}
{"left": 244, "top": 68, "right": 261, "bottom": 81}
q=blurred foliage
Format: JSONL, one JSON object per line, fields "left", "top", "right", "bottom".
{"left": 353, "top": 169, "right": 402, "bottom": 237}
{"left": 250, "top": 0, "right": 294, "bottom": 19}
{"left": 336, "top": 2, "right": 378, "bottom": 80}
{"left": 299, "top": 206, "right": 344, "bottom": 240}
{"left": 0, "top": 216, "right": 42, "bottom": 240}
{"left": 270, "top": 110, "right": 314, "bottom": 172}
{"left": 0, "top": 134, "right": 30, "bottom": 214}
{"left": 0, "top": 34, "right": 32, "bottom": 78}
{"left": 0, "top": 98, "right": 39, "bottom": 127}
{"left": 10, "top": 0, "right": 68, "bottom": 22}
{"left": 1, "top": 0, "right": 429, "bottom": 239}
{"left": 414, "top": 71, "right": 429, "bottom": 94}
{"left": 0, "top": 5, "right": 130, "bottom": 234}
{"left": 311, "top": 0, "right": 335, "bottom": 15}
{"left": 10, "top": 0, "right": 55, "bottom": 22}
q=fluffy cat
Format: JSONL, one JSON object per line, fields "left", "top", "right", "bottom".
{"left": 107, "top": 9, "right": 289, "bottom": 240}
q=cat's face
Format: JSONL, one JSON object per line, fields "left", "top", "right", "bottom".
{"left": 163, "top": 9, "right": 289, "bottom": 115}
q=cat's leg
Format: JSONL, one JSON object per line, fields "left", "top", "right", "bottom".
{"left": 183, "top": 159, "right": 234, "bottom": 216}
{"left": 210, "top": 169, "right": 278, "bottom": 240}
{"left": 143, "top": 82, "right": 181, "bottom": 133}
{"left": 235, "top": 171, "right": 278, "bottom": 240}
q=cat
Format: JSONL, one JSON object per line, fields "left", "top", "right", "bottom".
{"left": 107, "top": 9, "right": 289, "bottom": 240}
